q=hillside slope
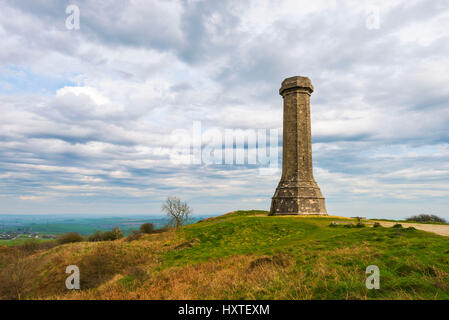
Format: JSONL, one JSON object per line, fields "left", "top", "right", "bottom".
{"left": 0, "top": 210, "right": 448, "bottom": 300}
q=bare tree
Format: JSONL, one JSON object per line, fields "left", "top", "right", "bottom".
{"left": 162, "top": 196, "right": 192, "bottom": 228}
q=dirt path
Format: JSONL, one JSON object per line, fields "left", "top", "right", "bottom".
{"left": 372, "top": 221, "right": 449, "bottom": 237}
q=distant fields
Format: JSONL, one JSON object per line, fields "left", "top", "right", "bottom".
{"left": 0, "top": 237, "right": 52, "bottom": 247}
{"left": 20, "top": 219, "right": 157, "bottom": 235}
{"left": 0, "top": 215, "right": 207, "bottom": 235}
{"left": 0, "top": 215, "right": 211, "bottom": 247}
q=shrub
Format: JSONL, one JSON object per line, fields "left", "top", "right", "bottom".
{"left": 139, "top": 223, "right": 155, "bottom": 234}
{"left": 88, "top": 227, "right": 124, "bottom": 242}
{"left": 100, "top": 227, "right": 124, "bottom": 241}
{"left": 57, "top": 232, "right": 84, "bottom": 245}
{"left": 88, "top": 231, "right": 104, "bottom": 242}
{"left": 344, "top": 223, "right": 354, "bottom": 228}
{"left": 373, "top": 222, "right": 382, "bottom": 228}
{"left": 392, "top": 223, "right": 403, "bottom": 228}
{"left": 355, "top": 222, "right": 366, "bottom": 228}
{"left": 329, "top": 222, "right": 339, "bottom": 227}
{"left": 406, "top": 214, "right": 446, "bottom": 223}
{"left": 0, "top": 250, "right": 38, "bottom": 299}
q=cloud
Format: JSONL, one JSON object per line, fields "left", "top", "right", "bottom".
{"left": 0, "top": 0, "right": 449, "bottom": 218}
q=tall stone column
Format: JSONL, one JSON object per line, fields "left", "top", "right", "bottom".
{"left": 270, "top": 76, "right": 327, "bottom": 215}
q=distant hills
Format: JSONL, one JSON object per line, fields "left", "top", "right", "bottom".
{"left": 0, "top": 214, "right": 214, "bottom": 235}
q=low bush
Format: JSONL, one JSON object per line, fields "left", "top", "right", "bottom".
{"left": 0, "top": 250, "right": 39, "bottom": 299}
{"left": 101, "top": 227, "right": 124, "bottom": 241}
{"left": 406, "top": 214, "right": 446, "bottom": 223}
{"left": 139, "top": 223, "right": 155, "bottom": 234}
{"left": 373, "top": 222, "right": 382, "bottom": 228}
{"left": 392, "top": 223, "right": 403, "bottom": 229}
{"left": 57, "top": 232, "right": 84, "bottom": 245}
{"left": 88, "top": 227, "right": 124, "bottom": 242}
{"left": 88, "top": 231, "right": 103, "bottom": 242}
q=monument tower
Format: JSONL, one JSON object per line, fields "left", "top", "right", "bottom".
{"left": 270, "top": 76, "right": 327, "bottom": 215}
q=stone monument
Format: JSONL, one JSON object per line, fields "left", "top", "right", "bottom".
{"left": 269, "top": 76, "right": 327, "bottom": 215}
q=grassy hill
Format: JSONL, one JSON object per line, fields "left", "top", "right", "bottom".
{"left": 0, "top": 210, "right": 448, "bottom": 300}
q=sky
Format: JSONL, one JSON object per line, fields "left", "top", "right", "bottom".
{"left": 1, "top": 0, "right": 449, "bottom": 219}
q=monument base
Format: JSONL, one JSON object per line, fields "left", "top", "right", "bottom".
{"left": 269, "top": 181, "right": 328, "bottom": 216}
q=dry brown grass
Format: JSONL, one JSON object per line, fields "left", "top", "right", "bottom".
{"left": 0, "top": 249, "right": 41, "bottom": 299}
{"left": 53, "top": 254, "right": 292, "bottom": 300}
{"left": 1, "top": 229, "right": 180, "bottom": 300}
{"left": 51, "top": 247, "right": 374, "bottom": 300}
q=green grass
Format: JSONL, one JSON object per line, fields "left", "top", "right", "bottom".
{"left": 161, "top": 211, "right": 449, "bottom": 299}
{"left": 0, "top": 237, "right": 52, "bottom": 247}
{"left": 1, "top": 210, "right": 448, "bottom": 300}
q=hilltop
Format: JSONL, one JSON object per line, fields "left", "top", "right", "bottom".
{"left": 0, "top": 210, "right": 448, "bottom": 300}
